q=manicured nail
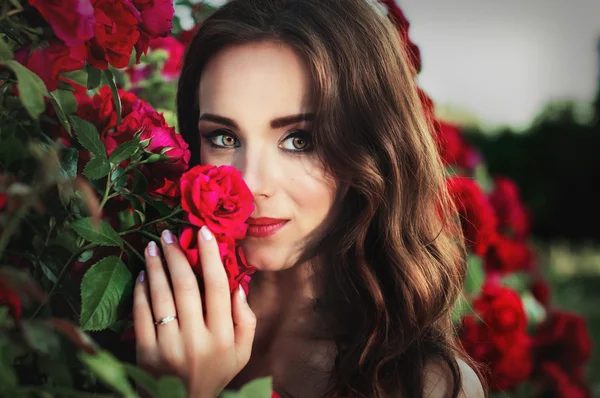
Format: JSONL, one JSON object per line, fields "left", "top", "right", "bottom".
{"left": 162, "top": 229, "right": 174, "bottom": 244}
{"left": 147, "top": 241, "right": 158, "bottom": 256}
{"left": 200, "top": 225, "right": 213, "bottom": 241}
{"left": 137, "top": 270, "right": 146, "bottom": 283}
{"left": 238, "top": 286, "right": 246, "bottom": 302}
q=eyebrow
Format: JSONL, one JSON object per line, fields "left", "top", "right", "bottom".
{"left": 198, "top": 113, "right": 314, "bottom": 129}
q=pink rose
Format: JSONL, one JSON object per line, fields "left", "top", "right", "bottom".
{"left": 180, "top": 165, "right": 254, "bottom": 239}
{"left": 91, "top": 87, "right": 190, "bottom": 184}
{"left": 149, "top": 36, "right": 184, "bottom": 80}
{"left": 28, "top": 0, "right": 95, "bottom": 47}
{"left": 133, "top": 0, "right": 175, "bottom": 62}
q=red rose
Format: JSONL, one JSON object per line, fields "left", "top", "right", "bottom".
{"left": 0, "top": 280, "right": 22, "bottom": 321}
{"left": 460, "top": 314, "right": 532, "bottom": 392}
{"left": 149, "top": 36, "right": 184, "bottom": 79}
{"left": 15, "top": 39, "right": 87, "bottom": 92}
{"left": 89, "top": 87, "right": 190, "bottom": 185}
{"left": 180, "top": 165, "right": 254, "bottom": 239}
{"left": 434, "top": 121, "right": 480, "bottom": 171}
{"left": 447, "top": 176, "right": 498, "bottom": 256}
{"left": 150, "top": 178, "right": 180, "bottom": 206}
{"left": 488, "top": 333, "right": 533, "bottom": 391}
{"left": 534, "top": 311, "right": 592, "bottom": 371}
{"left": 538, "top": 362, "right": 591, "bottom": 398}
{"left": 530, "top": 279, "right": 551, "bottom": 307}
{"left": 179, "top": 25, "right": 198, "bottom": 46}
{"left": 133, "top": 0, "right": 174, "bottom": 62}
{"left": 488, "top": 177, "right": 531, "bottom": 240}
{"left": 87, "top": 0, "right": 141, "bottom": 69}
{"left": 484, "top": 234, "right": 534, "bottom": 274}
{"left": 473, "top": 283, "right": 528, "bottom": 349}
{"left": 28, "top": 0, "right": 96, "bottom": 47}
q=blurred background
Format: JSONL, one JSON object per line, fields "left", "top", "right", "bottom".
{"left": 398, "top": 0, "right": 600, "bottom": 386}
{"left": 183, "top": 0, "right": 600, "bottom": 392}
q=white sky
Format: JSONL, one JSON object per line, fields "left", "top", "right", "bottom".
{"left": 197, "top": 0, "right": 600, "bottom": 128}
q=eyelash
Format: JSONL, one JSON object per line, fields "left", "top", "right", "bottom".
{"left": 201, "top": 129, "right": 314, "bottom": 153}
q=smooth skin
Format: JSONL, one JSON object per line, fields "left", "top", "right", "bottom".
{"left": 133, "top": 227, "right": 256, "bottom": 398}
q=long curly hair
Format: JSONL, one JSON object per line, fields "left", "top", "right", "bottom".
{"left": 177, "top": 0, "right": 484, "bottom": 396}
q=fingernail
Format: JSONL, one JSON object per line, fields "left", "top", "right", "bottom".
{"left": 137, "top": 270, "right": 146, "bottom": 283}
{"left": 147, "top": 241, "right": 158, "bottom": 256}
{"left": 162, "top": 229, "right": 174, "bottom": 244}
{"left": 238, "top": 286, "right": 246, "bottom": 302}
{"left": 200, "top": 225, "right": 213, "bottom": 241}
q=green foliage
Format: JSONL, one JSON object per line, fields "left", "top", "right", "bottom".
{"left": 0, "top": 59, "right": 48, "bottom": 119}
{"left": 80, "top": 256, "right": 133, "bottom": 331}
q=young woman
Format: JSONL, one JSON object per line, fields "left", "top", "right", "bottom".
{"left": 132, "top": 0, "right": 487, "bottom": 397}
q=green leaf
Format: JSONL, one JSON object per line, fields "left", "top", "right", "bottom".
{"left": 83, "top": 157, "right": 111, "bottom": 180}
{"left": 221, "top": 377, "right": 273, "bottom": 398}
{"left": 521, "top": 291, "right": 547, "bottom": 327}
{"left": 48, "top": 91, "right": 71, "bottom": 134}
{"left": 124, "top": 364, "right": 159, "bottom": 398}
{"left": 0, "top": 337, "right": 19, "bottom": 395}
{"left": 71, "top": 218, "right": 124, "bottom": 248}
{"left": 79, "top": 350, "right": 137, "bottom": 398}
{"left": 157, "top": 376, "right": 187, "bottom": 398}
{"left": 0, "top": 134, "right": 26, "bottom": 167}
{"left": 464, "top": 255, "right": 485, "bottom": 296}
{"left": 109, "top": 138, "right": 139, "bottom": 164}
{"left": 473, "top": 164, "right": 494, "bottom": 194}
{"left": 500, "top": 272, "right": 530, "bottom": 294}
{"left": 0, "top": 38, "right": 13, "bottom": 61}
{"left": 0, "top": 59, "right": 48, "bottom": 119}
{"left": 52, "top": 88, "right": 78, "bottom": 115}
{"left": 62, "top": 69, "right": 89, "bottom": 88}
{"left": 70, "top": 115, "right": 107, "bottom": 158}
{"left": 86, "top": 65, "right": 102, "bottom": 90}
{"left": 80, "top": 256, "right": 133, "bottom": 331}
{"left": 21, "top": 320, "right": 61, "bottom": 357}
{"left": 104, "top": 69, "right": 122, "bottom": 125}
{"left": 131, "top": 170, "right": 148, "bottom": 195}
{"left": 60, "top": 147, "right": 79, "bottom": 179}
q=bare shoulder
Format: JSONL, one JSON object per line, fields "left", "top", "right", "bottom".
{"left": 423, "top": 357, "right": 485, "bottom": 398}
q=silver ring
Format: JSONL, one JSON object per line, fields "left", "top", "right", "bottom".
{"left": 154, "top": 315, "right": 177, "bottom": 326}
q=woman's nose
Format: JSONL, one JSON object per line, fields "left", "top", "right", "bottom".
{"left": 235, "top": 150, "right": 274, "bottom": 199}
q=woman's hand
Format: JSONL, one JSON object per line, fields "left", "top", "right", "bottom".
{"left": 133, "top": 226, "right": 257, "bottom": 398}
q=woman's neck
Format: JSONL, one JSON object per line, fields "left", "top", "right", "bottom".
{"left": 247, "top": 261, "right": 324, "bottom": 331}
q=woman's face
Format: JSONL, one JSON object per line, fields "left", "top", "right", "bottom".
{"left": 197, "top": 41, "right": 337, "bottom": 271}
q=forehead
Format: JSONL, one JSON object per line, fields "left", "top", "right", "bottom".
{"left": 198, "top": 41, "right": 314, "bottom": 117}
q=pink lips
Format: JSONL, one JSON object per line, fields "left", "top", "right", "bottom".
{"left": 246, "top": 217, "right": 288, "bottom": 238}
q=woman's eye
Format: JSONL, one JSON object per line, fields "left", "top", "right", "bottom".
{"left": 206, "top": 132, "right": 239, "bottom": 148}
{"left": 280, "top": 132, "right": 312, "bottom": 152}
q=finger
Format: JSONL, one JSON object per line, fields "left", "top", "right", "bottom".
{"left": 145, "top": 241, "right": 179, "bottom": 335}
{"left": 232, "top": 286, "right": 256, "bottom": 366}
{"left": 133, "top": 270, "right": 157, "bottom": 354}
{"left": 198, "top": 226, "right": 234, "bottom": 341}
{"left": 160, "top": 229, "right": 205, "bottom": 337}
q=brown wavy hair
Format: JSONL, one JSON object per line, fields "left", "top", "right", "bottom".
{"left": 177, "top": 0, "right": 484, "bottom": 396}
